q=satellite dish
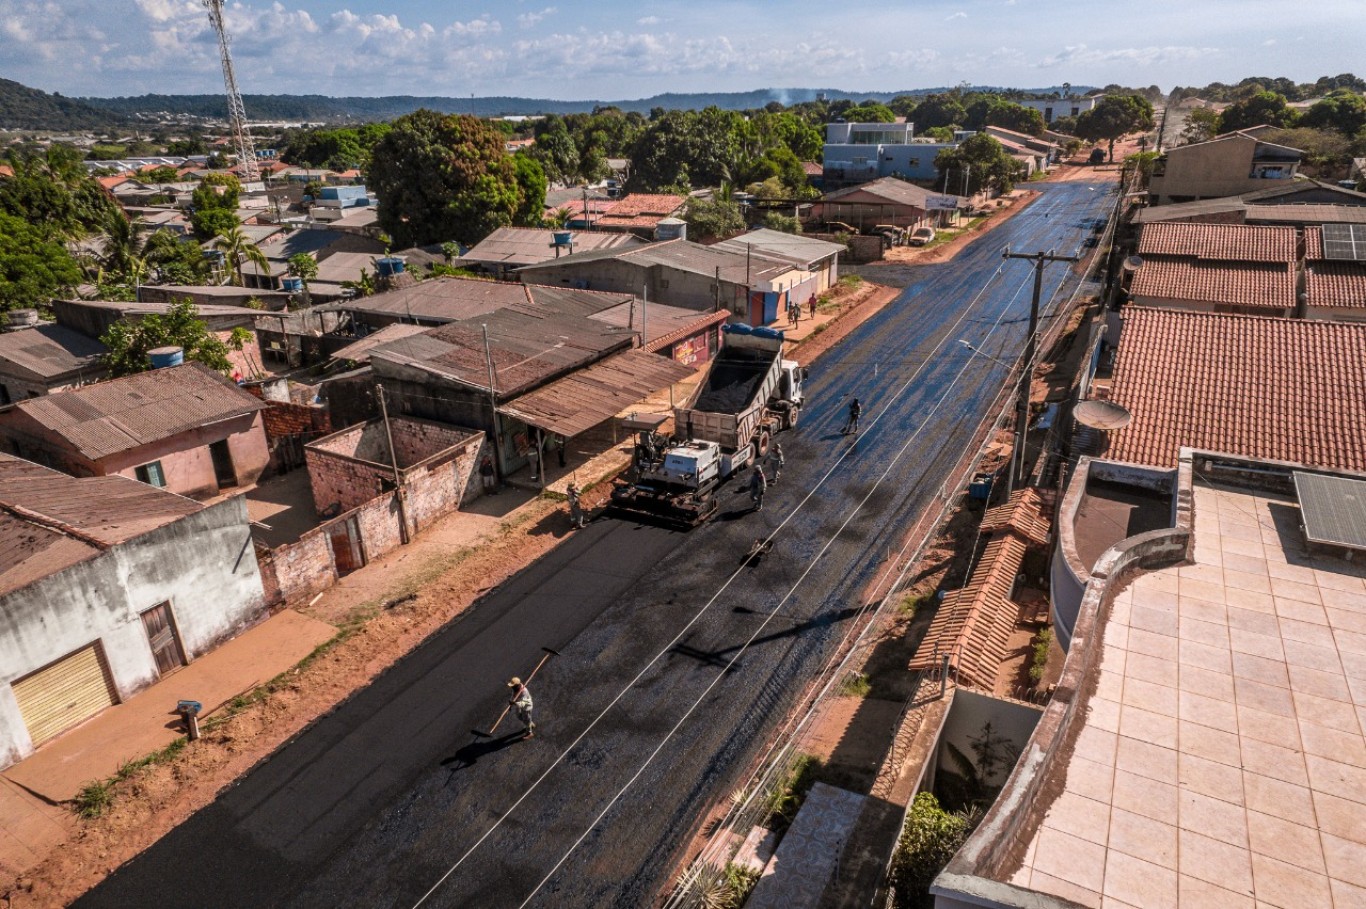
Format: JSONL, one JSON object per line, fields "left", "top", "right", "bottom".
{"left": 1123, "top": 255, "right": 1144, "bottom": 271}
{"left": 1075, "top": 400, "right": 1133, "bottom": 430}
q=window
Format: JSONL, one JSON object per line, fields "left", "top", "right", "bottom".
{"left": 135, "top": 461, "right": 166, "bottom": 487}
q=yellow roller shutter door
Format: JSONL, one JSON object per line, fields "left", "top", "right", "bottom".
{"left": 12, "top": 643, "right": 118, "bottom": 747}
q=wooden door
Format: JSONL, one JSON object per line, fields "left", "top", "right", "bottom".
{"left": 141, "top": 603, "right": 185, "bottom": 676}
{"left": 328, "top": 516, "right": 364, "bottom": 576}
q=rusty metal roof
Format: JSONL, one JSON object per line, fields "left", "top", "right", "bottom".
{"left": 369, "top": 306, "right": 633, "bottom": 398}
{"left": 12, "top": 362, "right": 266, "bottom": 461}
{"left": 0, "top": 324, "right": 107, "bottom": 382}
{"left": 497, "top": 349, "right": 695, "bottom": 437}
{"left": 0, "top": 453, "right": 204, "bottom": 595}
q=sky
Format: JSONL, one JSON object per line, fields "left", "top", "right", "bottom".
{"left": 1, "top": 0, "right": 1361, "bottom": 101}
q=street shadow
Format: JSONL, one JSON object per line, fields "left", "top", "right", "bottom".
{"left": 441, "top": 731, "right": 527, "bottom": 773}
{"left": 525, "top": 511, "right": 571, "bottom": 539}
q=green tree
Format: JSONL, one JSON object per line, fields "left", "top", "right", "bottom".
{"left": 0, "top": 212, "right": 82, "bottom": 310}
{"left": 627, "top": 107, "right": 743, "bottom": 191}
{"left": 286, "top": 252, "right": 318, "bottom": 287}
{"left": 99, "top": 211, "right": 150, "bottom": 287}
{"left": 143, "top": 230, "right": 209, "bottom": 284}
{"left": 910, "top": 95, "right": 968, "bottom": 131}
{"left": 1075, "top": 94, "right": 1156, "bottom": 161}
{"left": 683, "top": 196, "right": 745, "bottom": 241}
{"left": 529, "top": 116, "right": 581, "bottom": 184}
{"left": 760, "top": 211, "right": 801, "bottom": 234}
{"left": 214, "top": 226, "right": 270, "bottom": 287}
{"left": 1302, "top": 90, "right": 1366, "bottom": 136}
{"left": 935, "top": 134, "right": 1025, "bottom": 196}
{"left": 983, "top": 101, "right": 1047, "bottom": 136}
{"left": 190, "top": 173, "right": 243, "bottom": 240}
{"left": 140, "top": 165, "right": 182, "bottom": 183}
{"left": 368, "top": 109, "right": 524, "bottom": 247}
{"left": 1179, "top": 108, "right": 1222, "bottom": 145}
{"left": 0, "top": 145, "right": 122, "bottom": 240}
{"left": 100, "top": 299, "right": 243, "bottom": 377}
{"left": 887, "top": 793, "right": 977, "bottom": 909}
{"left": 512, "top": 153, "right": 548, "bottom": 226}
{"left": 1265, "top": 127, "right": 1354, "bottom": 174}
{"left": 1217, "top": 91, "right": 1298, "bottom": 133}
{"left": 842, "top": 103, "right": 896, "bottom": 123}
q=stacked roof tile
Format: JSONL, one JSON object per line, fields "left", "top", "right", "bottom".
{"left": 1107, "top": 307, "right": 1366, "bottom": 470}
{"left": 908, "top": 489, "right": 1054, "bottom": 692}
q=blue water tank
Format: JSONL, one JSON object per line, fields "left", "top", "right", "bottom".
{"left": 552, "top": 230, "right": 573, "bottom": 247}
{"left": 149, "top": 346, "right": 184, "bottom": 369}
{"left": 281, "top": 276, "right": 304, "bottom": 293}
{"left": 375, "top": 256, "right": 405, "bottom": 277}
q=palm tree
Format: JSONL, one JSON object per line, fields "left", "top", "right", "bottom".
{"left": 214, "top": 226, "right": 270, "bottom": 287}
{"left": 100, "top": 211, "right": 149, "bottom": 287}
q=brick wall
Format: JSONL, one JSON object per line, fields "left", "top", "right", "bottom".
{"left": 305, "top": 443, "right": 392, "bottom": 513}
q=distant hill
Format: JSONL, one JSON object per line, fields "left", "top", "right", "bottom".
{"left": 0, "top": 77, "right": 127, "bottom": 131}
{"left": 78, "top": 85, "right": 1096, "bottom": 123}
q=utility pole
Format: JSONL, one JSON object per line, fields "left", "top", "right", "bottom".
{"left": 376, "top": 385, "right": 409, "bottom": 544}
{"left": 481, "top": 323, "right": 505, "bottom": 481}
{"left": 1002, "top": 246, "right": 1078, "bottom": 493}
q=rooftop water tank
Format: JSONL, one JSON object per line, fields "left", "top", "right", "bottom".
{"left": 655, "top": 218, "right": 687, "bottom": 241}
{"left": 375, "top": 256, "right": 405, "bottom": 278}
{"left": 551, "top": 230, "right": 574, "bottom": 247}
{"left": 149, "top": 346, "right": 184, "bottom": 369}
{"left": 281, "top": 276, "right": 304, "bottom": 293}
{"left": 8, "top": 309, "right": 40, "bottom": 328}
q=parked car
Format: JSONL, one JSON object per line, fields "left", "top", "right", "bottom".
{"left": 812, "top": 220, "right": 857, "bottom": 235}
{"left": 1088, "top": 147, "right": 1106, "bottom": 165}
{"left": 908, "top": 227, "right": 936, "bottom": 247}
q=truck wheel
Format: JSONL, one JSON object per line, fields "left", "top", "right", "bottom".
{"left": 754, "top": 429, "right": 772, "bottom": 459}
{"left": 785, "top": 405, "right": 800, "bottom": 430}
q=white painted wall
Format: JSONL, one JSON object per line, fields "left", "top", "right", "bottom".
{"left": 0, "top": 496, "right": 265, "bottom": 768}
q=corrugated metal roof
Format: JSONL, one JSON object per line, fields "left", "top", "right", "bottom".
{"left": 518, "top": 238, "right": 796, "bottom": 285}
{"left": 822, "top": 176, "right": 966, "bottom": 209}
{"left": 12, "top": 363, "right": 266, "bottom": 461}
{"left": 498, "top": 348, "right": 695, "bottom": 437}
{"left": 0, "top": 325, "right": 107, "bottom": 382}
{"left": 459, "top": 227, "right": 643, "bottom": 268}
{"left": 331, "top": 324, "right": 431, "bottom": 363}
{"left": 370, "top": 306, "right": 632, "bottom": 397}
{"left": 712, "top": 229, "right": 845, "bottom": 268}
{"left": 0, "top": 453, "right": 204, "bottom": 595}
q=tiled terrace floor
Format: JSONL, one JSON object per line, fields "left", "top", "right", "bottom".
{"left": 1009, "top": 484, "right": 1366, "bottom": 908}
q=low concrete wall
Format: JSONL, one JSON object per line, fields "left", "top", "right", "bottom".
{"left": 1051, "top": 457, "right": 1176, "bottom": 650}
{"left": 932, "top": 453, "right": 1194, "bottom": 907}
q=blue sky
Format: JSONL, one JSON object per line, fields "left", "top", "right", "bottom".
{"left": 1, "top": 0, "right": 1360, "bottom": 100}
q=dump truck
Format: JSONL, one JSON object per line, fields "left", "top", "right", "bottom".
{"left": 609, "top": 325, "right": 805, "bottom": 526}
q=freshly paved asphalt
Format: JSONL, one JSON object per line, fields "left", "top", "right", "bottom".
{"left": 75, "top": 179, "right": 1115, "bottom": 909}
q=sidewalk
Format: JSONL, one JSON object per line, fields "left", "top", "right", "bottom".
{"left": 0, "top": 608, "right": 335, "bottom": 879}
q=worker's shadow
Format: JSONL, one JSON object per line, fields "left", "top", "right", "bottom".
{"left": 441, "top": 731, "right": 526, "bottom": 773}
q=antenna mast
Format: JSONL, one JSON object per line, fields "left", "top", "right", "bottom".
{"left": 203, "top": 0, "right": 259, "bottom": 182}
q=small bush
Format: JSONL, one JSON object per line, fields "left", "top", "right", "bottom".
{"left": 838, "top": 671, "right": 872, "bottom": 698}
{"left": 74, "top": 780, "right": 115, "bottom": 819}
{"left": 1028, "top": 628, "right": 1053, "bottom": 684}
{"left": 839, "top": 274, "right": 864, "bottom": 290}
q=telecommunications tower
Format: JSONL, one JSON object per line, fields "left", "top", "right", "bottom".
{"left": 203, "top": 0, "right": 260, "bottom": 182}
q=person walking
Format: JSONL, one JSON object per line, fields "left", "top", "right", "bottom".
{"left": 769, "top": 441, "right": 785, "bottom": 485}
{"left": 749, "top": 464, "right": 767, "bottom": 511}
{"left": 507, "top": 676, "right": 535, "bottom": 738}
{"left": 479, "top": 454, "right": 497, "bottom": 495}
{"left": 567, "top": 482, "right": 586, "bottom": 528}
{"left": 808, "top": 293, "right": 817, "bottom": 318}
{"left": 843, "top": 397, "right": 862, "bottom": 435}
{"left": 555, "top": 434, "right": 568, "bottom": 468}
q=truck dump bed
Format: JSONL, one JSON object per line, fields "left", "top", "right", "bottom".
{"left": 675, "top": 325, "right": 784, "bottom": 452}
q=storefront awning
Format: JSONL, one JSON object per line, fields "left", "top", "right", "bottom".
{"left": 498, "top": 349, "right": 695, "bottom": 438}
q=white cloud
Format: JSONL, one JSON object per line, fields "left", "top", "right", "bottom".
{"left": 517, "top": 7, "right": 556, "bottom": 28}
{"left": 946, "top": 11, "right": 967, "bottom": 20}
{"left": 1262, "top": 38, "right": 1277, "bottom": 46}
{"left": 637, "top": 16, "right": 660, "bottom": 25}
{"left": 1035, "top": 43, "right": 1217, "bottom": 68}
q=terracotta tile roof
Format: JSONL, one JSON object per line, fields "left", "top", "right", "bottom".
{"left": 980, "top": 488, "right": 1054, "bottom": 547}
{"left": 602, "top": 194, "right": 686, "bottom": 218}
{"left": 1305, "top": 261, "right": 1366, "bottom": 309}
{"left": 1107, "top": 307, "right": 1366, "bottom": 471}
{"left": 1129, "top": 258, "right": 1295, "bottom": 309}
{"left": 12, "top": 362, "right": 265, "bottom": 461}
{"left": 802, "top": 161, "right": 823, "bottom": 176}
{"left": 1137, "top": 223, "right": 1297, "bottom": 261}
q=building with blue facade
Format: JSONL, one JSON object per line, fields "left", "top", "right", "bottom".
{"left": 821, "top": 121, "right": 957, "bottom": 190}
